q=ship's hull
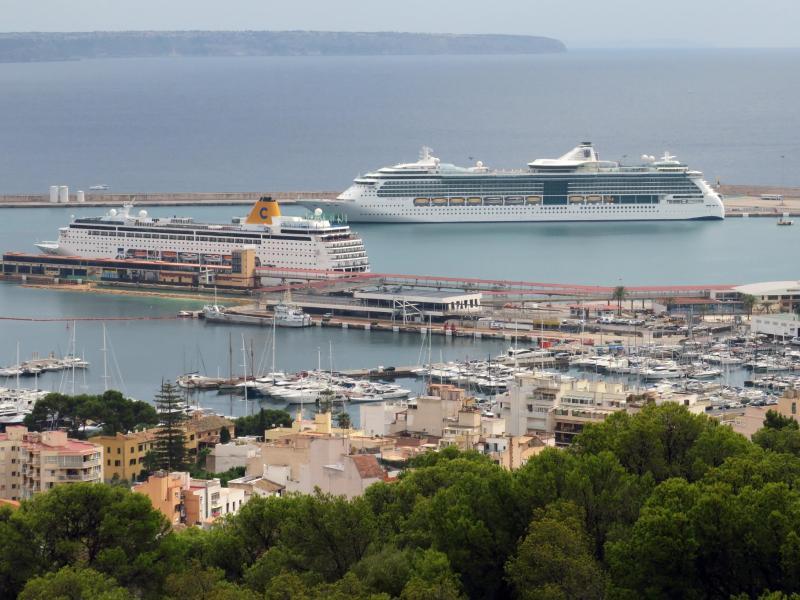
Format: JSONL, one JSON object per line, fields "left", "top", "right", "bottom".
{"left": 301, "top": 198, "right": 725, "bottom": 223}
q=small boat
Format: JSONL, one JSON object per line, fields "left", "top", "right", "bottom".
{"left": 777, "top": 218, "right": 794, "bottom": 226}
{"left": 89, "top": 184, "right": 110, "bottom": 191}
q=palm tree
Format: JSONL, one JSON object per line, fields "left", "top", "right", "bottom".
{"left": 611, "top": 286, "right": 626, "bottom": 316}
{"left": 334, "top": 411, "right": 351, "bottom": 430}
{"left": 741, "top": 294, "right": 757, "bottom": 317}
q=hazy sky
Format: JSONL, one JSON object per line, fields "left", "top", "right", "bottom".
{"left": 3, "top": 0, "right": 798, "bottom": 48}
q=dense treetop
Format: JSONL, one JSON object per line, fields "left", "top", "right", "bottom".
{"left": 4, "top": 404, "right": 800, "bottom": 599}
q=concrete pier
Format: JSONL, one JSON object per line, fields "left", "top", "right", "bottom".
{"left": 0, "top": 191, "right": 337, "bottom": 208}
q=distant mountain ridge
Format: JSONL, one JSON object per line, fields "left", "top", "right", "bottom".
{"left": 0, "top": 31, "right": 566, "bottom": 62}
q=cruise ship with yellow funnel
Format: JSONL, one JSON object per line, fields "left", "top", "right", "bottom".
{"left": 36, "top": 196, "right": 370, "bottom": 272}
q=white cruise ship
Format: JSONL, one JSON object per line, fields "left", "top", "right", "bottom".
{"left": 36, "top": 197, "right": 370, "bottom": 272}
{"left": 297, "top": 143, "right": 725, "bottom": 223}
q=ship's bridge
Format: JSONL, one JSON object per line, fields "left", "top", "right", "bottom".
{"left": 528, "top": 142, "right": 618, "bottom": 173}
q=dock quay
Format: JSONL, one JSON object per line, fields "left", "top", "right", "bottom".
{"left": 0, "top": 191, "right": 335, "bottom": 208}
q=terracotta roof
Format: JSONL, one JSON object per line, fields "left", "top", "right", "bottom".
{"left": 254, "top": 479, "right": 285, "bottom": 493}
{"left": 349, "top": 454, "right": 385, "bottom": 480}
{"left": 0, "top": 499, "right": 20, "bottom": 509}
{"left": 23, "top": 438, "right": 100, "bottom": 453}
{"left": 188, "top": 414, "right": 234, "bottom": 433}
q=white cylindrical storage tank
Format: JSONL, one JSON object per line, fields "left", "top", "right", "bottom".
{"left": 49, "top": 185, "right": 59, "bottom": 203}
{"left": 58, "top": 185, "right": 69, "bottom": 203}
{"left": 76, "top": 190, "right": 85, "bottom": 203}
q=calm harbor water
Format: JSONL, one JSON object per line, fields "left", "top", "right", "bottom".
{"left": 1, "top": 49, "right": 799, "bottom": 415}
{"left": 0, "top": 204, "right": 795, "bottom": 415}
{"left": 0, "top": 50, "right": 799, "bottom": 193}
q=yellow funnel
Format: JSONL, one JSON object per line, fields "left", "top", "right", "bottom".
{"left": 245, "top": 196, "right": 281, "bottom": 225}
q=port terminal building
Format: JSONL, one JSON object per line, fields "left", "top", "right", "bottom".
{"left": 1, "top": 249, "right": 259, "bottom": 289}
{"left": 353, "top": 288, "right": 483, "bottom": 322}
{"left": 750, "top": 313, "right": 800, "bottom": 339}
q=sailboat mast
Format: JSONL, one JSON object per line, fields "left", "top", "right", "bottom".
{"left": 101, "top": 323, "right": 109, "bottom": 391}
{"left": 241, "top": 333, "right": 248, "bottom": 414}
{"left": 72, "top": 321, "right": 77, "bottom": 395}
{"left": 15, "top": 341, "right": 20, "bottom": 391}
{"left": 228, "top": 332, "right": 233, "bottom": 382}
{"left": 271, "top": 316, "right": 277, "bottom": 375}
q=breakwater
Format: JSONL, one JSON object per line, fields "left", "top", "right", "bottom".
{"left": 0, "top": 191, "right": 336, "bottom": 208}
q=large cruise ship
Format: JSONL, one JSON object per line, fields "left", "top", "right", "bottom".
{"left": 36, "top": 197, "right": 370, "bottom": 272}
{"left": 298, "top": 143, "right": 725, "bottom": 223}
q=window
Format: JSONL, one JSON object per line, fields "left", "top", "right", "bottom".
{"left": 114, "top": 460, "right": 121, "bottom": 467}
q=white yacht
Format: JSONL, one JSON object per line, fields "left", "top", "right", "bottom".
{"left": 298, "top": 143, "right": 725, "bottom": 223}
{"left": 37, "top": 197, "right": 370, "bottom": 273}
{"left": 273, "top": 303, "right": 312, "bottom": 327}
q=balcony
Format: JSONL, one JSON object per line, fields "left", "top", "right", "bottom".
{"left": 57, "top": 470, "right": 99, "bottom": 482}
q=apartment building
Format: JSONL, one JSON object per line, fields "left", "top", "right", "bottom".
{"left": 133, "top": 471, "right": 247, "bottom": 527}
{"left": 498, "top": 372, "right": 630, "bottom": 445}
{"left": 131, "top": 470, "right": 185, "bottom": 525}
{"left": 206, "top": 438, "right": 260, "bottom": 473}
{"left": 90, "top": 411, "right": 235, "bottom": 481}
{"left": 246, "top": 423, "right": 389, "bottom": 499}
{"left": 0, "top": 426, "right": 102, "bottom": 501}
{"left": 90, "top": 429, "right": 158, "bottom": 482}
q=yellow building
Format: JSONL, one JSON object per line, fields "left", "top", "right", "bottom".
{"left": 91, "top": 412, "right": 235, "bottom": 481}
{"left": 184, "top": 412, "right": 236, "bottom": 459}
{"left": 264, "top": 410, "right": 363, "bottom": 442}
{"left": 90, "top": 430, "right": 158, "bottom": 482}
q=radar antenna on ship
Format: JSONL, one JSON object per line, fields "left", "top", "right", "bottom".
{"left": 420, "top": 146, "right": 433, "bottom": 161}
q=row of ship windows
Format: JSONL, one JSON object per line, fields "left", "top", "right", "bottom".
{"left": 378, "top": 189, "right": 698, "bottom": 198}
{"left": 377, "top": 175, "right": 693, "bottom": 184}
{"left": 370, "top": 195, "right": 663, "bottom": 208}
{"left": 85, "top": 230, "right": 265, "bottom": 244}
{"left": 73, "top": 234, "right": 316, "bottom": 248}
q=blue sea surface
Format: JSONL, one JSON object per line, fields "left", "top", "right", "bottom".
{"left": 0, "top": 49, "right": 798, "bottom": 194}
{"left": 0, "top": 50, "right": 798, "bottom": 412}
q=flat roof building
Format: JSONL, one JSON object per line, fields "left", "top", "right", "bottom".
{"left": 751, "top": 313, "right": 800, "bottom": 339}
{"left": 353, "top": 287, "right": 482, "bottom": 322}
{"left": 0, "top": 426, "right": 103, "bottom": 501}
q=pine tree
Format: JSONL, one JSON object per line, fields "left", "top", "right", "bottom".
{"left": 153, "top": 381, "right": 188, "bottom": 471}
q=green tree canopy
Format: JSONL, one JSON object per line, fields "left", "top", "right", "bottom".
{"left": 506, "top": 501, "right": 606, "bottom": 600}
{"left": 18, "top": 566, "right": 133, "bottom": 600}
{"left": 234, "top": 408, "right": 293, "bottom": 438}
{"left": 153, "top": 381, "right": 188, "bottom": 471}
{"left": 572, "top": 402, "right": 750, "bottom": 482}
{"left": 0, "top": 484, "right": 168, "bottom": 598}
{"left": 24, "top": 390, "right": 158, "bottom": 437}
